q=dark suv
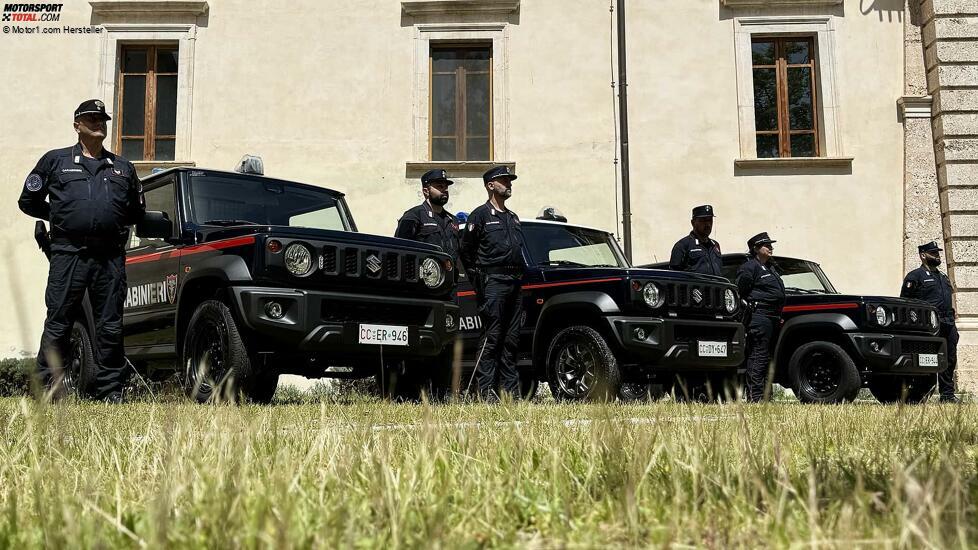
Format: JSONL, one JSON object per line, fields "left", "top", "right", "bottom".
{"left": 455, "top": 219, "right": 746, "bottom": 401}
{"left": 650, "top": 254, "right": 947, "bottom": 403}
{"left": 60, "top": 167, "right": 459, "bottom": 402}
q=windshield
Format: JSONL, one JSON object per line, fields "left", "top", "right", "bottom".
{"left": 720, "top": 257, "right": 836, "bottom": 293}
{"left": 522, "top": 224, "right": 627, "bottom": 268}
{"left": 186, "top": 172, "right": 352, "bottom": 231}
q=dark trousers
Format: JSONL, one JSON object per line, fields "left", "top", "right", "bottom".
{"left": 745, "top": 314, "right": 779, "bottom": 402}
{"left": 475, "top": 275, "right": 523, "bottom": 398}
{"left": 36, "top": 251, "right": 127, "bottom": 399}
{"left": 939, "top": 323, "right": 958, "bottom": 398}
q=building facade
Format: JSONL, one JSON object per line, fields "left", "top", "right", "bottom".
{"left": 0, "top": 0, "right": 974, "bottom": 390}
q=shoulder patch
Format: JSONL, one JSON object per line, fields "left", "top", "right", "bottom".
{"left": 25, "top": 174, "right": 43, "bottom": 192}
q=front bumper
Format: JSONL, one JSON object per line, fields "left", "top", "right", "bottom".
{"left": 231, "top": 286, "right": 460, "bottom": 357}
{"left": 603, "top": 316, "right": 745, "bottom": 369}
{"left": 847, "top": 332, "right": 947, "bottom": 373}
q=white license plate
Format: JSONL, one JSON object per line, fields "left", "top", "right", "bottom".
{"left": 358, "top": 324, "right": 409, "bottom": 346}
{"left": 698, "top": 341, "right": 728, "bottom": 358}
{"left": 918, "top": 353, "right": 939, "bottom": 367}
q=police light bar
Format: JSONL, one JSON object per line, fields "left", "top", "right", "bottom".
{"left": 235, "top": 154, "right": 264, "bottom": 176}
{"left": 537, "top": 206, "right": 567, "bottom": 222}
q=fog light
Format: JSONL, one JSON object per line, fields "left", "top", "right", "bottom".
{"left": 869, "top": 341, "right": 881, "bottom": 353}
{"left": 633, "top": 327, "right": 647, "bottom": 341}
{"left": 265, "top": 301, "right": 284, "bottom": 319}
{"left": 445, "top": 313, "right": 455, "bottom": 331}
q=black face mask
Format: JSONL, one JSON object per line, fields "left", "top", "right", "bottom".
{"left": 926, "top": 256, "right": 942, "bottom": 267}
{"left": 430, "top": 194, "right": 449, "bottom": 207}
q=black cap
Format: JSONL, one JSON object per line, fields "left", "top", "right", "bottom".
{"left": 74, "top": 99, "right": 111, "bottom": 121}
{"left": 483, "top": 165, "right": 517, "bottom": 184}
{"left": 918, "top": 241, "right": 943, "bottom": 254}
{"left": 421, "top": 168, "right": 453, "bottom": 186}
{"left": 747, "top": 232, "right": 776, "bottom": 250}
{"left": 692, "top": 205, "right": 715, "bottom": 218}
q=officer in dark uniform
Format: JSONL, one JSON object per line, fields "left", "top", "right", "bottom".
{"left": 395, "top": 169, "right": 461, "bottom": 278}
{"left": 669, "top": 204, "right": 722, "bottom": 276}
{"left": 901, "top": 241, "right": 958, "bottom": 402}
{"left": 18, "top": 99, "right": 146, "bottom": 402}
{"left": 460, "top": 166, "right": 526, "bottom": 400}
{"left": 736, "top": 232, "right": 785, "bottom": 402}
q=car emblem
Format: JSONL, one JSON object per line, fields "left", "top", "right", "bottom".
{"left": 366, "top": 254, "right": 382, "bottom": 274}
{"left": 910, "top": 310, "right": 918, "bottom": 323}
{"left": 166, "top": 274, "right": 178, "bottom": 304}
{"left": 692, "top": 288, "right": 703, "bottom": 304}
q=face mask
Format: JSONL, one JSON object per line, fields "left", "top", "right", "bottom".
{"left": 926, "top": 256, "right": 941, "bottom": 267}
{"left": 430, "top": 194, "right": 449, "bottom": 206}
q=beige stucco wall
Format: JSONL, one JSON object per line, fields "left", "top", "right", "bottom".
{"left": 0, "top": 0, "right": 906, "bottom": 357}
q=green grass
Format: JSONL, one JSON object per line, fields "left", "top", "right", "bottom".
{"left": 0, "top": 396, "right": 975, "bottom": 548}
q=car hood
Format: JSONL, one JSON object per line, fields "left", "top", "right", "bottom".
{"left": 538, "top": 266, "right": 733, "bottom": 285}
{"left": 195, "top": 225, "right": 446, "bottom": 255}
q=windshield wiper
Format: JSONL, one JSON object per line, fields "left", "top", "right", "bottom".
{"left": 201, "top": 219, "right": 262, "bottom": 226}
{"left": 784, "top": 286, "right": 828, "bottom": 295}
{"left": 538, "top": 260, "right": 588, "bottom": 267}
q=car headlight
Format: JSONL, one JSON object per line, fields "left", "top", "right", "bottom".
{"left": 642, "top": 283, "right": 664, "bottom": 308}
{"left": 284, "top": 243, "right": 313, "bottom": 276}
{"left": 873, "top": 305, "right": 891, "bottom": 327}
{"left": 930, "top": 310, "right": 938, "bottom": 328}
{"left": 724, "top": 288, "right": 737, "bottom": 313}
{"left": 419, "top": 257, "right": 444, "bottom": 288}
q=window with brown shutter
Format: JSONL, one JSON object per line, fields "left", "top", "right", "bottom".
{"left": 116, "top": 44, "right": 179, "bottom": 161}
{"left": 751, "top": 37, "right": 819, "bottom": 158}
{"left": 430, "top": 44, "right": 492, "bottom": 161}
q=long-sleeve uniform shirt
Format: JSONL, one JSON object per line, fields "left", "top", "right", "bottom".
{"left": 901, "top": 266, "right": 955, "bottom": 324}
{"left": 460, "top": 202, "right": 526, "bottom": 277}
{"left": 669, "top": 232, "right": 722, "bottom": 276}
{"left": 736, "top": 258, "right": 786, "bottom": 314}
{"left": 395, "top": 202, "right": 461, "bottom": 263}
{"left": 18, "top": 144, "right": 145, "bottom": 253}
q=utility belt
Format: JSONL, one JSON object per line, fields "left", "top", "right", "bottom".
{"left": 51, "top": 234, "right": 123, "bottom": 252}
{"left": 750, "top": 301, "right": 782, "bottom": 315}
{"left": 478, "top": 265, "right": 525, "bottom": 276}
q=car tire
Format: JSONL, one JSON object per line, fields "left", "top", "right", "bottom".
{"left": 182, "top": 299, "right": 258, "bottom": 404}
{"left": 619, "top": 383, "right": 665, "bottom": 402}
{"left": 869, "top": 375, "right": 936, "bottom": 404}
{"left": 546, "top": 325, "right": 621, "bottom": 402}
{"left": 67, "top": 320, "right": 98, "bottom": 398}
{"left": 788, "top": 341, "right": 861, "bottom": 404}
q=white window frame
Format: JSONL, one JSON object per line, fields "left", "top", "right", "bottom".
{"left": 733, "top": 16, "right": 845, "bottom": 160}
{"left": 97, "top": 23, "right": 197, "bottom": 162}
{"left": 411, "top": 23, "right": 510, "bottom": 163}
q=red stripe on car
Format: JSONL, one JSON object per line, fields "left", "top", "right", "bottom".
{"left": 126, "top": 235, "right": 257, "bottom": 264}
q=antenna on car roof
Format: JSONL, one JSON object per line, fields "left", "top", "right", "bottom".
{"left": 234, "top": 154, "right": 264, "bottom": 176}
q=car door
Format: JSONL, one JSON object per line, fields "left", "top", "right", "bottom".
{"left": 123, "top": 175, "right": 181, "bottom": 359}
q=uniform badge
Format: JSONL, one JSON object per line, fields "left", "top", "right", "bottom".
{"left": 25, "top": 174, "right": 42, "bottom": 192}
{"left": 94, "top": 100, "right": 104, "bottom": 109}
{"left": 166, "top": 274, "right": 178, "bottom": 304}
{"left": 113, "top": 169, "right": 122, "bottom": 175}
{"left": 906, "top": 281, "right": 913, "bottom": 288}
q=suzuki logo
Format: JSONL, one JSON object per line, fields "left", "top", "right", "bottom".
{"left": 910, "top": 310, "right": 918, "bottom": 323}
{"left": 366, "top": 254, "right": 382, "bottom": 274}
{"left": 692, "top": 288, "right": 703, "bottom": 304}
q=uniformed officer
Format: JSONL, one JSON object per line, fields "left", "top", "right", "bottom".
{"left": 395, "top": 168, "right": 461, "bottom": 277}
{"left": 901, "top": 241, "right": 958, "bottom": 402}
{"left": 736, "top": 232, "right": 786, "bottom": 402}
{"left": 669, "top": 204, "right": 722, "bottom": 276}
{"left": 18, "top": 99, "right": 146, "bottom": 402}
{"left": 460, "top": 166, "right": 526, "bottom": 400}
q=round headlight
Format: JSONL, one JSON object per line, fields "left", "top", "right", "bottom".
{"left": 930, "top": 310, "right": 938, "bottom": 328}
{"left": 284, "top": 244, "right": 313, "bottom": 276}
{"left": 724, "top": 288, "right": 737, "bottom": 313}
{"left": 642, "top": 283, "right": 664, "bottom": 308}
{"left": 419, "top": 257, "right": 444, "bottom": 288}
{"left": 874, "top": 305, "right": 891, "bottom": 327}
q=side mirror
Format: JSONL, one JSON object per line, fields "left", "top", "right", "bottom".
{"left": 138, "top": 211, "right": 173, "bottom": 239}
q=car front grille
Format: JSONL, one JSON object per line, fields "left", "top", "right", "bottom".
{"left": 673, "top": 325, "right": 738, "bottom": 343}
{"left": 890, "top": 304, "right": 934, "bottom": 331}
{"left": 900, "top": 340, "right": 942, "bottom": 355}
{"left": 661, "top": 281, "right": 731, "bottom": 314}
{"left": 320, "top": 244, "right": 421, "bottom": 284}
{"left": 321, "top": 300, "right": 430, "bottom": 326}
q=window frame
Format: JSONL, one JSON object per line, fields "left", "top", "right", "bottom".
{"left": 751, "top": 36, "right": 820, "bottom": 158}
{"left": 116, "top": 43, "right": 179, "bottom": 161}
{"left": 127, "top": 175, "right": 178, "bottom": 251}
{"left": 428, "top": 42, "right": 494, "bottom": 162}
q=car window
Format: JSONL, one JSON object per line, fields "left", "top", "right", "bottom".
{"left": 522, "top": 224, "right": 626, "bottom": 267}
{"left": 128, "top": 179, "right": 175, "bottom": 250}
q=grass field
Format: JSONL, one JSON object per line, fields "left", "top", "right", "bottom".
{"left": 0, "top": 394, "right": 975, "bottom": 548}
